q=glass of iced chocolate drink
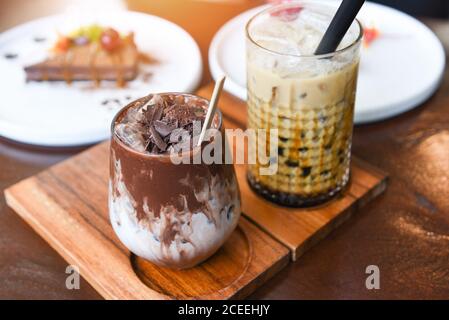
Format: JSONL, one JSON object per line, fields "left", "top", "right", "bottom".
{"left": 109, "top": 93, "right": 241, "bottom": 269}
{"left": 246, "top": 1, "right": 362, "bottom": 207}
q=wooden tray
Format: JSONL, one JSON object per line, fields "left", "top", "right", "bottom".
{"left": 196, "top": 85, "right": 388, "bottom": 260}
{"left": 4, "top": 142, "right": 289, "bottom": 300}
{"left": 4, "top": 84, "right": 387, "bottom": 299}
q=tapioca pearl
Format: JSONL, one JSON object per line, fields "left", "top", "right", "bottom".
{"left": 277, "top": 157, "right": 301, "bottom": 170}
{"left": 324, "top": 140, "right": 333, "bottom": 150}
{"left": 275, "top": 112, "right": 291, "bottom": 121}
{"left": 317, "top": 109, "right": 328, "bottom": 122}
{"left": 301, "top": 166, "right": 312, "bottom": 177}
{"left": 320, "top": 170, "right": 332, "bottom": 179}
{"left": 277, "top": 140, "right": 290, "bottom": 150}
{"left": 285, "top": 159, "right": 300, "bottom": 168}
{"left": 277, "top": 138, "right": 291, "bottom": 148}
{"left": 277, "top": 147, "right": 285, "bottom": 156}
{"left": 319, "top": 115, "right": 329, "bottom": 125}
{"left": 278, "top": 164, "right": 301, "bottom": 175}
{"left": 334, "top": 142, "right": 348, "bottom": 155}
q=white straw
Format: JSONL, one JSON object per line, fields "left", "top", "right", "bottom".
{"left": 197, "top": 76, "right": 226, "bottom": 147}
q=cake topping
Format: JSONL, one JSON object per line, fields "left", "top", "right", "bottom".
{"left": 52, "top": 25, "right": 132, "bottom": 53}
{"left": 100, "top": 28, "right": 122, "bottom": 51}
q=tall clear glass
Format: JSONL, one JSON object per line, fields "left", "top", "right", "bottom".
{"left": 246, "top": 1, "right": 363, "bottom": 207}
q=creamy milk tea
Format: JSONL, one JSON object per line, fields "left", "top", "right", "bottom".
{"left": 246, "top": 2, "right": 362, "bottom": 207}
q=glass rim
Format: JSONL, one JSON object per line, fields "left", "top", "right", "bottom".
{"left": 245, "top": 1, "right": 364, "bottom": 59}
{"left": 111, "top": 92, "right": 223, "bottom": 159}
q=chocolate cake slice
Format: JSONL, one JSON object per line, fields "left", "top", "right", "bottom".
{"left": 24, "top": 25, "right": 139, "bottom": 86}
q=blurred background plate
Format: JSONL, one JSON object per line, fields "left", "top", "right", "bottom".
{"left": 0, "top": 10, "right": 202, "bottom": 146}
{"left": 209, "top": 1, "right": 445, "bottom": 124}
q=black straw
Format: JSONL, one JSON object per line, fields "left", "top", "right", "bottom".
{"left": 315, "top": 0, "right": 365, "bottom": 55}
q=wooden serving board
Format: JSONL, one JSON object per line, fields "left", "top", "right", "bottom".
{"left": 196, "top": 85, "right": 388, "bottom": 261}
{"left": 4, "top": 84, "right": 387, "bottom": 299}
{"left": 4, "top": 142, "right": 289, "bottom": 300}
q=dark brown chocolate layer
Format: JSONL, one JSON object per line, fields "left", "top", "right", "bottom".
{"left": 111, "top": 136, "right": 235, "bottom": 220}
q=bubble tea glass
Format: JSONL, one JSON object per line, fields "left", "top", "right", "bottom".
{"left": 246, "top": 1, "right": 363, "bottom": 207}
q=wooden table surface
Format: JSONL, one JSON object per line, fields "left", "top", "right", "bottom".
{"left": 1, "top": 1, "right": 449, "bottom": 299}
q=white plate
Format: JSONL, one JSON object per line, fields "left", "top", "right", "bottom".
{"left": 0, "top": 11, "right": 202, "bottom": 146}
{"left": 209, "top": 1, "right": 445, "bottom": 124}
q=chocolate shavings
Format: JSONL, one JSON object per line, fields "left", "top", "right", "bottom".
{"left": 149, "top": 125, "right": 167, "bottom": 151}
{"left": 137, "top": 94, "right": 207, "bottom": 154}
{"left": 154, "top": 120, "right": 177, "bottom": 137}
